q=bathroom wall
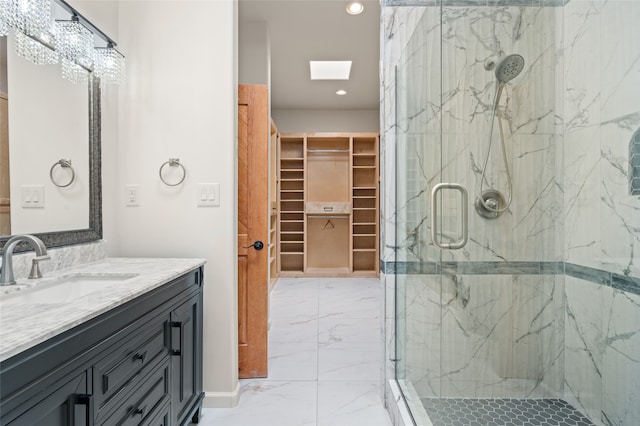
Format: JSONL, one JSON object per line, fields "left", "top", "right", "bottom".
{"left": 7, "top": 37, "right": 89, "bottom": 234}
{"left": 65, "top": 0, "right": 120, "bottom": 255}
{"left": 0, "top": 38, "right": 7, "bottom": 94}
{"left": 239, "top": 21, "right": 270, "bottom": 86}
{"left": 113, "top": 0, "right": 239, "bottom": 408}
{"left": 562, "top": 0, "right": 640, "bottom": 424}
{"left": 272, "top": 109, "right": 379, "bottom": 133}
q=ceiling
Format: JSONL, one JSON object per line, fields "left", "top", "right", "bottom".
{"left": 238, "top": 0, "right": 381, "bottom": 111}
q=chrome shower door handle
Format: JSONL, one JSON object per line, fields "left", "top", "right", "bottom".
{"left": 430, "top": 183, "right": 469, "bottom": 250}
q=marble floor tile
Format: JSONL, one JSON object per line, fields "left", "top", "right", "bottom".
{"left": 318, "top": 341, "right": 382, "bottom": 381}
{"left": 318, "top": 317, "right": 381, "bottom": 344}
{"left": 270, "top": 290, "right": 319, "bottom": 319}
{"left": 202, "top": 277, "right": 388, "bottom": 426}
{"left": 198, "top": 380, "right": 317, "bottom": 426}
{"left": 268, "top": 342, "right": 318, "bottom": 381}
{"left": 317, "top": 381, "right": 392, "bottom": 426}
{"left": 271, "top": 278, "right": 319, "bottom": 301}
{"left": 269, "top": 315, "right": 319, "bottom": 343}
{"left": 319, "top": 278, "right": 381, "bottom": 320}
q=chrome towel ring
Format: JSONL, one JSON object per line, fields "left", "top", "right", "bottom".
{"left": 49, "top": 159, "right": 76, "bottom": 188}
{"left": 159, "top": 158, "right": 186, "bottom": 186}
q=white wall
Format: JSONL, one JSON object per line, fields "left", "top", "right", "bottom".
{"left": 7, "top": 33, "right": 89, "bottom": 234}
{"left": 272, "top": 109, "right": 379, "bottom": 133}
{"left": 239, "top": 21, "right": 270, "bottom": 86}
{"left": 67, "top": 0, "right": 121, "bottom": 252}
{"left": 0, "top": 38, "right": 7, "bottom": 95}
{"left": 113, "top": 0, "right": 239, "bottom": 407}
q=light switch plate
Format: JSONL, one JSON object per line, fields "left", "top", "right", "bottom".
{"left": 21, "top": 185, "right": 45, "bottom": 208}
{"left": 197, "top": 183, "right": 220, "bottom": 207}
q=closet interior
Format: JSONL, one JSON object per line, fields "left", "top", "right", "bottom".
{"left": 274, "top": 132, "right": 379, "bottom": 278}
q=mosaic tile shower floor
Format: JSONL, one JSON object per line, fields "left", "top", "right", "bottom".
{"left": 421, "top": 398, "right": 594, "bottom": 426}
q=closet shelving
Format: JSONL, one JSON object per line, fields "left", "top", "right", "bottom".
{"left": 277, "top": 132, "right": 379, "bottom": 278}
{"left": 352, "top": 136, "right": 379, "bottom": 275}
{"left": 278, "top": 135, "right": 305, "bottom": 274}
{"left": 305, "top": 135, "right": 351, "bottom": 276}
{"left": 269, "top": 120, "right": 279, "bottom": 288}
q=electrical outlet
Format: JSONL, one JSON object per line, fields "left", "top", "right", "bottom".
{"left": 196, "top": 183, "right": 220, "bottom": 207}
{"left": 126, "top": 184, "right": 139, "bottom": 206}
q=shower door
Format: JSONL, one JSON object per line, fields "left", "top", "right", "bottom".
{"left": 394, "top": 3, "right": 565, "bottom": 424}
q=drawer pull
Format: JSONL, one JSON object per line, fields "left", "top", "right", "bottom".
{"left": 170, "top": 321, "right": 182, "bottom": 356}
{"left": 323, "top": 206, "right": 333, "bottom": 212}
{"left": 69, "top": 394, "right": 94, "bottom": 426}
{"left": 134, "top": 352, "right": 146, "bottom": 363}
{"left": 134, "top": 405, "right": 147, "bottom": 418}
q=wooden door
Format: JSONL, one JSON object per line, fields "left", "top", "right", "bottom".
{"left": 237, "top": 84, "right": 269, "bottom": 378}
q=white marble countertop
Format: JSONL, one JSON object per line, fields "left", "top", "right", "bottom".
{"left": 0, "top": 257, "right": 205, "bottom": 362}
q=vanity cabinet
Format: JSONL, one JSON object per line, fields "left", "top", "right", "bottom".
{"left": 0, "top": 267, "right": 204, "bottom": 426}
{"left": 170, "top": 294, "right": 203, "bottom": 425}
{"left": 3, "top": 371, "right": 89, "bottom": 426}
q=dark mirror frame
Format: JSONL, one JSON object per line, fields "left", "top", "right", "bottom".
{"left": 0, "top": 76, "right": 102, "bottom": 252}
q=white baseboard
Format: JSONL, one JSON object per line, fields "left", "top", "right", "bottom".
{"left": 202, "top": 382, "right": 241, "bottom": 408}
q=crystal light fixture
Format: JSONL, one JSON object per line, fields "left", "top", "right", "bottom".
{"left": 15, "top": 29, "right": 58, "bottom": 65}
{"left": 0, "top": 0, "right": 9, "bottom": 36}
{"left": 3, "top": 0, "right": 125, "bottom": 85}
{"left": 94, "top": 43, "right": 126, "bottom": 84}
{"left": 6, "top": 0, "right": 52, "bottom": 36}
{"left": 61, "top": 58, "right": 89, "bottom": 84}
{"left": 55, "top": 16, "right": 94, "bottom": 70}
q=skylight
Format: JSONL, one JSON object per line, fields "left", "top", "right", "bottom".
{"left": 309, "top": 61, "right": 352, "bottom": 80}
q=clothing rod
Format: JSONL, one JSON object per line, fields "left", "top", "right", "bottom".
{"left": 307, "top": 215, "right": 349, "bottom": 219}
{"left": 307, "top": 149, "right": 350, "bottom": 153}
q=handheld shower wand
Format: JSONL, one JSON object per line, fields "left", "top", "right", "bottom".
{"left": 476, "top": 54, "right": 525, "bottom": 219}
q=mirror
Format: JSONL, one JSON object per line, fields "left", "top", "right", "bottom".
{"left": 0, "top": 34, "right": 102, "bottom": 251}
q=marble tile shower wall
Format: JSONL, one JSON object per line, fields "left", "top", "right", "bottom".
{"left": 380, "top": 4, "right": 428, "bottom": 411}
{"left": 564, "top": 276, "right": 640, "bottom": 426}
{"left": 382, "top": 1, "right": 640, "bottom": 426}
{"left": 562, "top": 1, "right": 640, "bottom": 425}
{"left": 393, "top": 6, "right": 564, "bottom": 265}
{"left": 381, "top": 6, "right": 426, "bottom": 265}
{"left": 563, "top": 0, "right": 640, "bottom": 278}
{"left": 397, "top": 273, "right": 565, "bottom": 399}
{"left": 389, "top": 4, "right": 566, "bottom": 403}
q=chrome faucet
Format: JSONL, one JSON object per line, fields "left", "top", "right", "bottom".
{"left": 0, "top": 235, "right": 50, "bottom": 286}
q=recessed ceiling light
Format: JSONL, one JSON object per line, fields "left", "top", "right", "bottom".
{"left": 346, "top": 1, "right": 364, "bottom": 15}
{"left": 336, "top": 90, "right": 347, "bottom": 96}
{"left": 309, "top": 61, "right": 352, "bottom": 80}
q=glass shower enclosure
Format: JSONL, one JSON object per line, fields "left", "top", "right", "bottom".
{"left": 390, "top": 1, "right": 640, "bottom": 425}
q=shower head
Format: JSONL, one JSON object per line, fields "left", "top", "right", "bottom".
{"left": 494, "top": 54, "right": 525, "bottom": 83}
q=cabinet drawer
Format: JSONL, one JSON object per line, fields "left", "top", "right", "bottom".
{"left": 305, "top": 202, "right": 351, "bottom": 215}
{"left": 93, "top": 317, "right": 168, "bottom": 418}
{"left": 141, "top": 402, "right": 170, "bottom": 426}
{"left": 100, "top": 359, "right": 170, "bottom": 426}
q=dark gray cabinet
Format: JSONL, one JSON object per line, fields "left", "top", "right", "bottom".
{"left": 0, "top": 267, "right": 204, "bottom": 426}
{"left": 5, "top": 371, "right": 89, "bottom": 426}
{"left": 170, "top": 294, "right": 203, "bottom": 425}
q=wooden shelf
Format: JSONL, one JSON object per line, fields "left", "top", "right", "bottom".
{"left": 278, "top": 135, "right": 305, "bottom": 273}
{"left": 277, "top": 132, "right": 378, "bottom": 277}
{"left": 351, "top": 135, "right": 379, "bottom": 275}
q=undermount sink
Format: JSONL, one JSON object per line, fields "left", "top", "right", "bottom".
{"left": 0, "top": 273, "right": 139, "bottom": 305}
